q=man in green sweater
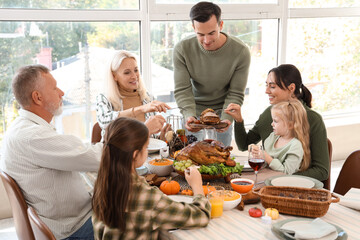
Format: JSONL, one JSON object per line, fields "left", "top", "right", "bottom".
{"left": 173, "top": 1, "right": 251, "bottom": 146}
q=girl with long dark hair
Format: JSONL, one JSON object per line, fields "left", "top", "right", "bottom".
{"left": 92, "top": 117, "right": 210, "bottom": 239}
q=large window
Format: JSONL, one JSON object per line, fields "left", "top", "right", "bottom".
{"left": 1, "top": 0, "right": 360, "bottom": 146}
{"left": 0, "top": 0, "right": 139, "bottom": 9}
{"left": 0, "top": 20, "right": 140, "bottom": 144}
{"left": 287, "top": 17, "right": 360, "bottom": 114}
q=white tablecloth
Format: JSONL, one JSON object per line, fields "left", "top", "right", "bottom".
{"left": 171, "top": 202, "right": 359, "bottom": 239}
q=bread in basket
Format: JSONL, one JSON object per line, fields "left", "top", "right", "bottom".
{"left": 253, "top": 186, "right": 339, "bottom": 218}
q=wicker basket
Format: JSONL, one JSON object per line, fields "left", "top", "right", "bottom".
{"left": 253, "top": 186, "right": 339, "bottom": 218}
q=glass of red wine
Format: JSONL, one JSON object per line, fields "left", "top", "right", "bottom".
{"left": 248, "top": 145, "right": 265, "bottom": 187}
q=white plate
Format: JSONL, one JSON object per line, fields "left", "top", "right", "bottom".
{"left": 271, "top": 176, "right": 315, "bottom": 188}
{"left": 168, "top": 195, "right": 193, "bottom": 204}
{"left": 231, "top": 155, "right": 253, "bottom": 172}
{"left": 148, "top": 138, "right": 167, "bottom": 153}
{"left": 272, "top": 218, "right": 348, "bottom": 240}
{"left": 265, "top": 175, "right": 324, "bottom": 189}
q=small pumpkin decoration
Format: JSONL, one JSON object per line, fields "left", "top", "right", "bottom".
{"left": 265, "top": 208, "right": 279, "bottom": 220}
{"left": 160, "top": 178, "right": 180, "bottom": 195}
{"left": 181, "top": 189, "right": 193, "bottom": 196}
{"left": 202, "top": 185, "right": 216, "bottom": 196}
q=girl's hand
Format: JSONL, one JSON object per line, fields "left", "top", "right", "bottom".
{"left": 159, "top": 123, "right": 172, "bottom": 141}
{"left": 142, "top": 100, "right": 171, "bottom": 113}
{"left": 185, "top": 167, "right": 204, "bottom": 196}
{"left": 224, "top": 103, "right": 243, "bottom": 122}
{"left": 145, "top": 115, "right": 166, "bottom": 135}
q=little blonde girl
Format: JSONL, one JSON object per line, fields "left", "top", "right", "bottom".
{"left": 263, "top": 100, "right": 311, "bottom": 174}
{"left": 92, "top": 117, "right": 210, "bottom": 240}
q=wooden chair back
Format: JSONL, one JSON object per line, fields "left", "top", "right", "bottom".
{"left": 91, "top": 122, "right": 102, "bottom": 143}
{"left": 27, "top": 207, "right": 56, "bottom": 240}
{"left": 322, "top": 138, "right": 332, "bottom": 190}
{"left": 0, "top": 170, "right": 35, "bottom": 240}
{"left": 333, "top": 150, "right": 360, "bottom": 195}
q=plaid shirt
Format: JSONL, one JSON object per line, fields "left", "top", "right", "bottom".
{"left": 92, "top": 174, "right": 211, "bottom": 240}
{"left": 96, "top": 94, "right": 155, "bottom": 139}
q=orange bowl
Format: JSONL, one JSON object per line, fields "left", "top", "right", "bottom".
{"left": 230, "top": 178, "right": 254, "bottom": 194}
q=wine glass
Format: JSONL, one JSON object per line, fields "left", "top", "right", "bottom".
{"left": 203, "top": 127, "right": 217, "bottom": 141}
{"left": 248, "top": 145, "right": 265, "bottom": 187}
{"left": 160, "top": 146, "right": 169, "bottom": 159}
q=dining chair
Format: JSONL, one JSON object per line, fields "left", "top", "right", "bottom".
{"left": 0, "top": 170, "right": 35, "bottom": 240}
{"left": 91, "top": 122, "right": 102, "bottom": 143}
{"left": 27, "top": 207, "right": 56, "bottom": 240}
{"left": 333, "top": 150, "right": 360, "bottom": 195}
{"left": 322, "top": 138, "right": 333, "bottom": 190}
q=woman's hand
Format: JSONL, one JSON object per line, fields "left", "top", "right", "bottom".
{"left": 145, "top": 115, "right": 166, "bottom": 135}
{"left": 224, "top": 103, "right": 243, "bottom": 123}
{"left": 185, "top": 167, "right": 204, "bottom": 196}
{"left": 159, "top": 123, "right": 172, "bottom": 141}
{"left": 142, "top": 100, "right": 171, "bottom": 113}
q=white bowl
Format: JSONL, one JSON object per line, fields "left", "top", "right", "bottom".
{"left": 146, "top": 159, "right": 174, "bottom": 177}
{"left": 136, "top": 166, "right": 148, "bottom": 176}
{"left": 223, "top": 191, "right": 242, "bottom": 211}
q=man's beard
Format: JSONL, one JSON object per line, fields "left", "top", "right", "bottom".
{"left": 52, "top": 105, "right": 63, "bottom": 116}
{"left": 45, "top": 102, "right": 63, "bottom": 116}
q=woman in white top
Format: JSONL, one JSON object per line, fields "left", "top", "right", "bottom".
{"left": 96, "top": 50, "right": 171, "bottom": 139}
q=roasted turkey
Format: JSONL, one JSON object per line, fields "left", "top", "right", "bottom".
{"left": 200, "top": 108, "right": 220, "bottom": 125}
{"left": 175, "top": 140, "right": 234, "bottom": 166}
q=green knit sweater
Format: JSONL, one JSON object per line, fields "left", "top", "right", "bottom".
{"left": 234, "top": 101, "right": 329, "bottom": 181}
{"left": 173, "top": 33, "right": 251, "bottom": 121}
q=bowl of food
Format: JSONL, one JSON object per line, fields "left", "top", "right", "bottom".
{"left": 230, "top": 178, "right": 254, "bottom": 194}
{"left": 146, "top": 158, "right": 174, "bottom": 177}
{"left": 223, "top": 190, "right": 242, "bottom": 210}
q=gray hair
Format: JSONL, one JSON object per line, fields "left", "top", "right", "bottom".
{"left": 12, "top": 64, "right": 49, "bottom": 108}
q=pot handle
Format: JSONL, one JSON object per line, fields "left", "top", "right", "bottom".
{"left": 252, "top": 187, "right": 262, "bottom": 196}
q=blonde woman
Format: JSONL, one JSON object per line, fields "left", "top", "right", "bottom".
{"left": 96, "top": 50, "right": 170, "bottom": 139}
{"left": 256, "top": 100, "right": 311, "bottom": 174}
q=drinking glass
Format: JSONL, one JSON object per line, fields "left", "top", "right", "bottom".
{"left": 160, "top": 146, "right": 169, "bottom": 159}
{"left": 248, "top": 145, "right": 265, "bottom": 187}
{"left": 208, "top": 186, "right": 225, "bottom": 218}
{"left": 203, "top": 127, "right": 217, "bottom": 141}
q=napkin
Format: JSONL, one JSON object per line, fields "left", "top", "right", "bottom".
{"left": 338, "top": 188, "right": 360, "bottom": 210}
{"left": 280, "top": 218, "right": 337, "bottom": 239}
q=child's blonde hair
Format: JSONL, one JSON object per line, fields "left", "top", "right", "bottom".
{"left": 105, "top": 50, "right": 149, "bottom": 111}
{"left": 271, "top": 100, "right": 311, "bottom": 171}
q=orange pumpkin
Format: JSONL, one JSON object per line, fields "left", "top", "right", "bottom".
{"left": 181, "top": 189, "right": 193, "bottom": 196}
{"left": 202, "top": 185, "right": 216, "bottom": 195}
{"left": 160, "top": 178, "right": 180, "bottom": 195}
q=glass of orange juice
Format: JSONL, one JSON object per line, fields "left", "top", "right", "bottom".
{"left": 208, "top": 186, "right": 225, "bottom": 218}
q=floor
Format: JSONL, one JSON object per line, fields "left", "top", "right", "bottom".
{"left": 0, "top": 160, "right": 346, "bottom": 240}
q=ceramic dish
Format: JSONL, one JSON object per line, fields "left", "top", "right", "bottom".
{"left": 265, "top": 175, "right": 324, "bottom": 189}
{"left": 271, "top": 218, "right": 348, "bottom": 240}
{"left": 168, "top": 195, "right": 193, "bottom": 204}
{"left": 148, "top": 138, "right": 167, "bottom": 153}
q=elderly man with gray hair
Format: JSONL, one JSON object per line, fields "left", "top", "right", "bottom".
{"left": 0, "top": 64, "right": 165, "bottom": 240}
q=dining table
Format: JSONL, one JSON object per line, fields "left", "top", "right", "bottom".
{"left": 167, "top": 156, "right": 360, "bottom": 239}
{"left": 170, "top": 198, "right": 359, "bottom": 239}
{"left": 82, "top": 152, "right": 360, "bottom": 239}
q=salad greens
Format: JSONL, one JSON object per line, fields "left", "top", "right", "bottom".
{"left": 199, "top": 163, "right": 243, "bottom": 176}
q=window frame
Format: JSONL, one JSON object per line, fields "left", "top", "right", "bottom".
{"left": 1, "top": 0, "right": 359, "bottom": 118}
